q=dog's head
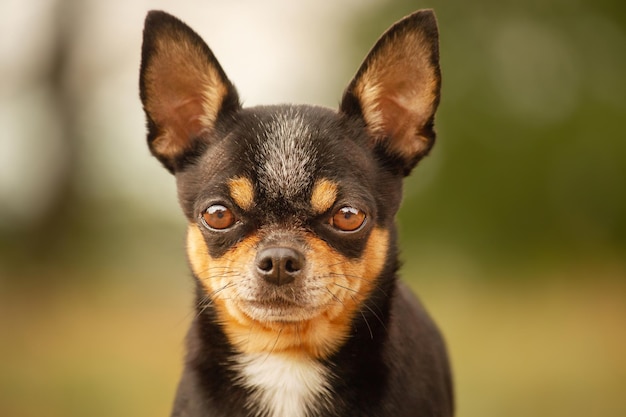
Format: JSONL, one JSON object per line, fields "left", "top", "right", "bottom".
{"left": 139, "top": 10, "right": 440, "bottom": 358}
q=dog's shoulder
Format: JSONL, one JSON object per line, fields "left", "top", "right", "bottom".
{"left": 382, "top": 281, "right": 455, "bottom": 416}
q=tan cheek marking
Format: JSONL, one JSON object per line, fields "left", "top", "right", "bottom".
{"left": 186, "top": 222, "right": 390, "bottom": 360}
{"left": 186, "top": 223, "right": 210, "bottom": 281}
{"left": 186, "top": 223, "right": 258, "bottom": 321}
{"left": 293, "top": 227, "right": 389, "bottom": 358}
{"left": 310, "top": 179, "right": 338, "bottom": 214}
{"left": 228, "top": 177, "right": 255, "bottom": 210}
{"left": 307, "top": 227, "right": 389, "bottom": 322}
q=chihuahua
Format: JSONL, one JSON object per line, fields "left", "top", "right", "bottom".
{"left": 140, "top": 9, "right": 453, "bottom": 417}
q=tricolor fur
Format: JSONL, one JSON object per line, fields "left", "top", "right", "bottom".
{"left": 140, "top": 9, "right": 453, "bottom": 417}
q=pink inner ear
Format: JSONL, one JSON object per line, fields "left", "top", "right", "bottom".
{"left": 142, "top": 39, "right": 230, "bottom": 159}
{"left": 146, "top": 43, "right": 216, "bottom": 143}
{"left": 343, "top": 10, "right": 440, "bottom": 165}
{"left": 351, "top": 44, "right": 439, "bottom": 159}
{"left": 377, "top": 94, "right": 431, "bottom": 158}
{"left": 155, "top": 95, "right": 208, "bottom": 149}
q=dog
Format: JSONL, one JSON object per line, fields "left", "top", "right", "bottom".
{"left": 139, "top": 9, "right": 453, "bottom": 417}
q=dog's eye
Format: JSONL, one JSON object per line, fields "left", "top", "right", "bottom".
{"left": 201, "top": 205, "right": 236, "bottom": 230}
{"left": 330, "top": 206, "right": 366, "bottom": 232}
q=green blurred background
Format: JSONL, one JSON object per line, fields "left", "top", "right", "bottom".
{"left": 1, "top": 1, "right": 624, "bottom": 416}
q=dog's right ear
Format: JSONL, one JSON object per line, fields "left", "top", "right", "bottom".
{"left": 139, "top": 11, "right": 240, "bottom": 173}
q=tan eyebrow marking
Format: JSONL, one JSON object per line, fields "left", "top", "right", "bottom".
{"left": 228, "top": 177, "right": 255, "bottom": 210}
{"left": 310, "top": 178, "right": 338, "bottom": 214}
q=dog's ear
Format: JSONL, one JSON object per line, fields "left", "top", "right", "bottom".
{"left": 139, "top": 11, "right": 240, "bottom": 173}
{"left": 340, "top": 10, "right": 441, "bottom": 176}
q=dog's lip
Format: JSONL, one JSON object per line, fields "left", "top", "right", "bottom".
{"left": 244, "top": 296, "right": 302, "bottom": 310}
{"left": 238, "top": 297, "right": 320, "bottom": 322}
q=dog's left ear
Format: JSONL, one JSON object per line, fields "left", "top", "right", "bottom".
{"left": 340, "top": 10, "right": 441, "bottom": 176}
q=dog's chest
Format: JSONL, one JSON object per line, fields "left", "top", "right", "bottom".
{"left": 233, "top": 352, "right": 332, "bottom": 417}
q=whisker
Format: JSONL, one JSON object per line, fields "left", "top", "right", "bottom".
{"left": 324, "top": 259, "right": 353, "bottom": 268}
{"left": 325, "top": 287, "right": 345, "bottom": 305}
{"left": 327, "top": 271, "right": 377, "bottom": 284}
{"left": 195, "top": 281, "right": 237, "bottom": 317}
{"left": 332, "top": 282, "right": 358, "bottom": 293}
{"left": 325, "top": 272, "right": 389, "bottom": 299}
{"left": 264, "top": 325, "right": 284, "bottom": 361}
{"left": 360, "top": 309, "right": 374, "bottom": 339}
{"left": 353, "top": 294, "right": 387, "bottom": 331}
{"left": 197, "top": 269, "right": 241, "bottom": 278}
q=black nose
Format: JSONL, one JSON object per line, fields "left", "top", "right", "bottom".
{"left": 255, "top": 247, "right": 304, "bottom": 286}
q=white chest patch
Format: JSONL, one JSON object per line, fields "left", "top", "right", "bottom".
{"left": 233, "top": 352, "right": 332, "bottom": 417}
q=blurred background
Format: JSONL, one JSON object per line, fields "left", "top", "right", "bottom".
{"left": 1, "top": 0, "right": 625, "bottom": 416}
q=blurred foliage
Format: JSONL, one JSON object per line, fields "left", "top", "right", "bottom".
{"left": 346, "top": 0, "right": 626, "bottom": 274}
{"left": 0, "top": 2, "right": 625, "bottom": 417}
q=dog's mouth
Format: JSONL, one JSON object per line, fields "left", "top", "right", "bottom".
{"left": 236, "top": 287, "right": 326, "bottom": 323}
{"left": 240, "top": 302, "right": 317, "bottom": 323}
{"left": 247, "top": 295, "right": 298, "bottom": 310}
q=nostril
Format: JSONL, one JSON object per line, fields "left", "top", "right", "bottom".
{"left": 255, "top": 247, "right": 304, "bottom": 286}
{"left": 257, "top": 256, "right": 273, "bottom": 272}
{"left": 284, "top": 258, "right": 301, "bottom": 273}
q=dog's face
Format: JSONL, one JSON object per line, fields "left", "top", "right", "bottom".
{"left": 140, "top": 11, "right": 440, "bottom": 359}
{"left": 177, "top": 106, "right": 395, "bottom": 358}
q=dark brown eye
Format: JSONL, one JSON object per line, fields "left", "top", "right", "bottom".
{"left": 202, "top": 205, "right": 236, "bottom": 230}
{"left": 330, "top": 206, "right": 366, "bottom": 232}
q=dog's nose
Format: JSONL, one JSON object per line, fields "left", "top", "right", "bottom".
{"left": 255, "top": 247, "right": 304, "bottom": 286}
